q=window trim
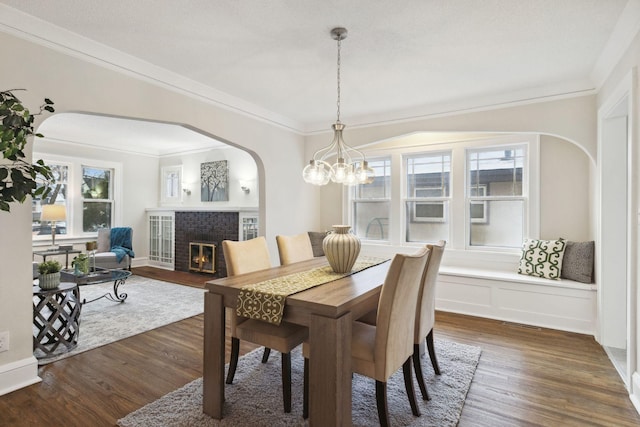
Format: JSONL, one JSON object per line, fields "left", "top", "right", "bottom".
{"left": 32, "top": 153, "right": 123, "bottom": 240}
{"left": 346, "top": 133, "right": 540, "bottom": 254}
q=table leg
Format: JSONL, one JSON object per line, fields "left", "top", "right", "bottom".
{"left": 203, "top": 291, "right": 225, "bottom": 419}
{"left": 309, "top": 311, "right": 352, "bottom": 427}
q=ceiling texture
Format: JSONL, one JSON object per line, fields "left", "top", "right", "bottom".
{"left": 0, "top": 1, "right": 638, "bottom": 154}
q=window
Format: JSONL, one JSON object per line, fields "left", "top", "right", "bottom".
{"left": 347, "top": 134, "right": 538, "bottom": 253}
{"left": 81, "top": 166, "right": 113, "bottom": 232}
{"left": 32, "top": 163, "right": 69, "bottom": 237}
{"left": 467, "top": 146, "right": 526, "bottom": 248}
{"left": 405, "top": 152, "right": 451, "bottom": 242}
{"left": 161, "top": 165, "right": 183, "bottom": 204}
{"left": 351, "top": 158, "right": 391, "bottom": 241}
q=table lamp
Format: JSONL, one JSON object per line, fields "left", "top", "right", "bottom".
{"left": 40, "top": 204, "right": 66, "bottom": 247}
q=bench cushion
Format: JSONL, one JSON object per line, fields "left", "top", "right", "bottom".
{"left": 561, "top": 241, "right": 594, "bottom": 283}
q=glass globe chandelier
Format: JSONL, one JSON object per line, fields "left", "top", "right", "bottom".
{"left": 302, "top": 27, "right": 375, "bottom": 186}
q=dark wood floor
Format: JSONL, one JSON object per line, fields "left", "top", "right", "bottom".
{"left": 2, "top": 267, "right": 639, "bottom": 426}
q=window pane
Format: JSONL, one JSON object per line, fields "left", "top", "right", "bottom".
{"left": 468, "top": 147, "right": 524, "bottom": 196}
{"left": 469, "top": 200, "right": 523, "bottom": 248}
{"left": 32, "top": 164, "right": 68, "bottom": 236}
{"left": 406, "top": 153, "right": 450, "bottom": 197}
{"left": 406, "top": 201, "right": 449, "bottom": 242}
{"left": 353, "top": 202, "right": 390, "bottom": 240}
{"left": 356, "top": 159, "right": 391, "bottom": 199}
{"left": 82, "top": 166, "right": 111, "bottom": 199}
{"left": 83, "top": 202, "right": 112, "bottom": 232}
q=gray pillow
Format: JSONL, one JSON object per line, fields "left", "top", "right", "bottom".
{"left": 97, "top": 228, "right": 111, "bottom": 253}
{"left": 560, "top": 241, "right": 594, "bottom": 283}
{"left": 308, "top": 231, "right": 328, "bottom": 257}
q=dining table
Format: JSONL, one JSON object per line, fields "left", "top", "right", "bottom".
{"left": 203, "top": 256, "right": 390, "bottom": 426}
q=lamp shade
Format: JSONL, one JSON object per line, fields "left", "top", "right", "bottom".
{"left": 41, "top": 204, "right": 66, "bottom": 222}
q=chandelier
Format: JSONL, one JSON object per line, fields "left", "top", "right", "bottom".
{"left": 302, "top": 27, "right": 375, "bottom": 186}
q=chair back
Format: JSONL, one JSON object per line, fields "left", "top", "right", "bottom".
{"left": 415, "top": 240, "right": 446, "bottom": 343}
{"left": 276, "top": 233, "right": 315, "bottom": 265}
{"left": 374, "top": 247, "right": 430, "bottom": 379}
{"left": 222, "top": 236, "right": 271, "bottom": 276}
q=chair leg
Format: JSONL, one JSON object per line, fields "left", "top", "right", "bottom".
{"left": 376, "top": 380, "right": 390, "bottom": 427}
{"left": 262, "top": 347, "right": 271, "bottom": 363}
{"left": 303, "top": 357, "right": 309, "bottom": 419}
{"left": 403, "top": 358, "right": 421, "bottom": 417}
{"left": 426, "top": 329, "right": 441, "bottom": 375}
{"left": 281, "top": 352, "right": 292, "bottom": 413}
{"left": 412, "top": 343, "right": 430, "bottom": 401}
{"left": 226, "top": 337, "right": 240, "bottom": 384}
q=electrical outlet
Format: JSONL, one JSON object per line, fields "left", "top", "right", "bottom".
{"left": 0, "top": 331, "right": 9, "bottom": 352}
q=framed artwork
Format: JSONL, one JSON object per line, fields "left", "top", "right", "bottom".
{"left": 201, "top": 160, "right": 229, "bottom": 202}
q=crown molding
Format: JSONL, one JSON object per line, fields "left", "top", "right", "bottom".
{"left": 0, "top": 4, "right": 304, "bottom": 134}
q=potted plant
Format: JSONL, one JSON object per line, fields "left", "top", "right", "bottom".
{"left": 72, "top": 253, "right": 90, "bottom": 275}
{"left": 0, "top": 89, "right": 55, "bottom": 212}
{"left": 38, "top": 259, "right": 62, "bottom": 289}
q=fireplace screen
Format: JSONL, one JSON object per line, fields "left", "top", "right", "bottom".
{"left": 189, "top": 242, "right": 216, "bottom": 273}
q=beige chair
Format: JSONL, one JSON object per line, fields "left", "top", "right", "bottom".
{"left": 303, "top": 247, "right": 430, "bottom": 425}
{"left": 356, "top": 241, "right": 447, "bottom": 401}
{"left": 276, "top": 233, "right": 315, "bottom": 265}
{"left": 412, "top": 240, "right": 446, "bottom": 401}
{"left": 222, "top": 236, "right": 308, "bottom": 413}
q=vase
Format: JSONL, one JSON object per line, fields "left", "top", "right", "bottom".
{"left": 39, "top": 272, "right": 61, "bottom": 290}
{"left": 323, "top": 225, "right": 361, "bottom": 273}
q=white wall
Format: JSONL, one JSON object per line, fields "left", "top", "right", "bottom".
{"left": 0, "top": 30, "right": 313, "bottom": 392}
{"left": 159, "top": 147, "right": 259, "bottom": 209}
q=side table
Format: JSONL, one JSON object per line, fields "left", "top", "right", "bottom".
{"left": 33, "top": 248, "right": 81, "bottom": 269}
{"left": 32, "top": 283, "right": 81, "bottom": 359}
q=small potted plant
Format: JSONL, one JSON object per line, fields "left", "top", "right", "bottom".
{"left": 72, "top": 253, "right": 90, "bottom": 275}
{"left": 38, "top": 259, "right": 62, "bottom": 289}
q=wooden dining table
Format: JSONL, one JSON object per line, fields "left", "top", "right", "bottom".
{"left": 203, "top": 256, "right": 390, "bottom": 426}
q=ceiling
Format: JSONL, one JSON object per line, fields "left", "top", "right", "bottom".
{"left": 1, "top": 1, "right": 637, "bottom": 152}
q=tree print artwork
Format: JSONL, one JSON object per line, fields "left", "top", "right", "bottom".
{"left": 201, "top": 160, "right": 229, "bottom": 201}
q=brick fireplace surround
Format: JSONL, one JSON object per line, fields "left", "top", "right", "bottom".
{"left": 174, "top": 211, "right": 239, "bottom": 277}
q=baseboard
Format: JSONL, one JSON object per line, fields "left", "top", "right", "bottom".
{"left": 631, "top": 372, "right": 640, "bottom": 415}
{"left": 0, "top": 356, "right": 41, "bottom": 396}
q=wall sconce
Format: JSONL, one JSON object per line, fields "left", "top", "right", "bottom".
{"left": 183, "top": 188, "right": 191, "bottom": 195}
{"left": 240, "top": 186, "right": 250, "bottom": 194}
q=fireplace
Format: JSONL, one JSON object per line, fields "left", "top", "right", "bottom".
{"left": 174, "top": 211, "right": 239, "bottom": 277}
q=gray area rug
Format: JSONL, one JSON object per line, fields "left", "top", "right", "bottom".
{"left": 36, "top": 275, "right": 205, "bottom": 364}
{"left": 118, "top": 339, "right": 481, "bottom": 427}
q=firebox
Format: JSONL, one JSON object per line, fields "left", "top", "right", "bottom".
{"left": 189, "top": 242, "right": 216, "bottom": 274}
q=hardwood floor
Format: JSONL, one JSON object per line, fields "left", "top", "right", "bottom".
{"left": 1, "top": 268, "right": 638, "bottom": 426}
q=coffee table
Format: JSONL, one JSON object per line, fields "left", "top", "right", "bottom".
{"left": 60, "top": 268, "right": 132, "bottom": 304}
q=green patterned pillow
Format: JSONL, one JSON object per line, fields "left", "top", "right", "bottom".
{"left": 517, "top": 238, "right": 567, "bottom": 280}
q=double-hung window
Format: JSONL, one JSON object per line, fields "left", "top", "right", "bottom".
{"left": 81, "top": 165, "right": 113, "bottom": 232}
{"left": 351, "top": 158, "right": 391, "bottom": 241}
{"left": 405, "top": 152, "right": 451, "bottom": 243}
{"left": 466, "top": 145, "right": 526, "bottom": 249}
{"left": 32, "top": 163, "right": 69, "bottom": 237}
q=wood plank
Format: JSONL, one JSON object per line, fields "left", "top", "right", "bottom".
{"left": 1, "top": 267, "right": 639, "bottom": 426}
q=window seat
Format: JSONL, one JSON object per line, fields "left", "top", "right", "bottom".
{"left": 435, "top": 265, "right": 597, "bottom": 335}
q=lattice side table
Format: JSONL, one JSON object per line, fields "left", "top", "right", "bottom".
{"left": 32, "top": 282, "right": 81, "bottom": 359}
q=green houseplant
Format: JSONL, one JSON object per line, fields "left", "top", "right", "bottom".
{"left": 72, "top": 253, "right": 90, "bottom": 275}
{"left": 0, "top": 89, "right": 55, "bottom": 212}
{"left": 37, "top": 259, "right": 62, "bottom": 289}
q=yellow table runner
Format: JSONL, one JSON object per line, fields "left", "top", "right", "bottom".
{"left": 236, "top": 256, "right": 389, "bottom": 325}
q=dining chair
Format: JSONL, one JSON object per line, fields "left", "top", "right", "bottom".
{"left": 276, "top": 233, "right": 315, "bottom": 265}
{"left": 222, "top": 236, "right": 308, "bottom": 413}
{"left": 302, "top": 247, "right": 430, "bottom": 426}
{"left": 412, "top": 240, "right": 446, "bottom": 401}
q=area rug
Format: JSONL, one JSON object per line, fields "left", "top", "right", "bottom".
{"left": 118, "top": 339, "right": 481, "bottom": 427}
{"left": 36, "top": 275, "right": 205, "bottom": 364}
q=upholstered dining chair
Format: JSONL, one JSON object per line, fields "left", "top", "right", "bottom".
{"left": 276, "top": 233, "right": 315, "bottom": 266}
{"left": 303, "top": 247, "right": 430, "bottom": 426}
{"left": 412, "top": 240, "right": 446, "bottom": 401}
{"left": 222, "top": 236, "right": 308, "bottom": 413}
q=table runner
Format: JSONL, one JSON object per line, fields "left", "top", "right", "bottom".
{"left": 236, "top": 256, "right": 389, "bottom": 325}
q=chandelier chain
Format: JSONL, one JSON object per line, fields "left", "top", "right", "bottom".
{"left": 336, "top": 35, "right": 341, "bottom": 123}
